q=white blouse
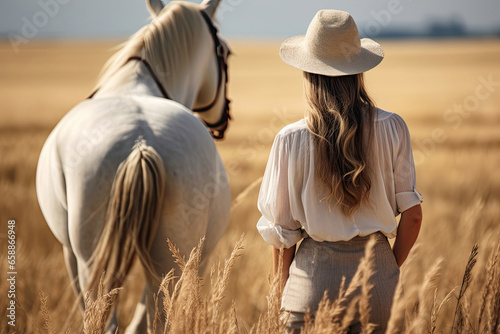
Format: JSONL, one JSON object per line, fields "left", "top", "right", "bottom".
{"left": 257, "top": 108, "right": 423, "bottom": 249}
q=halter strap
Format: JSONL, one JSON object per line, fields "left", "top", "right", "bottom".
{"left": 128, "top": 56, "right": 171, "bottom": 100}
{"left": 86, "top": 57, "right": 171, "bottom": 100}
{"left": 193, "top": 10, "right": 227, "bottom": 113}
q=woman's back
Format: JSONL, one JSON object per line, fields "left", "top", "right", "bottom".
{"left": 258, "top": 108, "right": 423, "bottom": 247}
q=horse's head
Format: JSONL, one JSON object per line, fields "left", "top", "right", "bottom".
{"left": 146, "top": 0, "right": 231, "bottom": 139}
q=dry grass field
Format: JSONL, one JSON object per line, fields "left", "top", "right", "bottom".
{"left": 0, "top": 38, "right": 500, "bottom": 333}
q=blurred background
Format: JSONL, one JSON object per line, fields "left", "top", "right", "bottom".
{"left": 0, "top": 0, "right": 499, "bottom": 332}
{"left": 1, "top": 0, "right": 500, "bottom": 39}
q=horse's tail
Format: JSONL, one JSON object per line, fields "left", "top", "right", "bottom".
{"left": 86, "top": 138, "right": 165, "bottom": 299}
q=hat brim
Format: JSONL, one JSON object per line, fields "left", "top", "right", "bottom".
{"left": 279, "top": 35, "right": 384, "bottom": 76}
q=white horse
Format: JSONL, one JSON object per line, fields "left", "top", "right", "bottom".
{"left": 36, "top": 0, "right": 231, "bottom": 332}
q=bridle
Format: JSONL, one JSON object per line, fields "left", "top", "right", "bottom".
{"left": 194, "top": 10, "right": 231, "bottom": 139}
{"left": 88, "top": 10, "right": 231, "bottom": 140}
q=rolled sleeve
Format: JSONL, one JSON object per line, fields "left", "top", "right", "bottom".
{"left": 396, "top": 188, "right": 424, "bottom": 213}
{"left": 257, "top": 216, "right": 303, "bottom": 249}
{"left": 257, "top": 132, "right": 304, "bottom": 249}
{"left": 392, "top": 114, "right": 424, "bottom": 213}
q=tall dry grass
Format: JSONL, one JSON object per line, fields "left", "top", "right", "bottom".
{"left": 67, "top": 230, "right": 500, "bottom": 333}
{"left": 5, "top": 203, "right": 498, "bottom": 333}
{"left": 1, "top": 39, "right": 500, "bottom": 333}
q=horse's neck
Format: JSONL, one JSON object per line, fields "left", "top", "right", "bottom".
{"left": 93, "top": 61, "right": 165, "bottom": 99}
{"left": 93, "top": 58, "right": 205, "bottom": 109}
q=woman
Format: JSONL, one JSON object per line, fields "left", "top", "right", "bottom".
{"left": 257, "top": 9, "right": 423, "bottom": 333}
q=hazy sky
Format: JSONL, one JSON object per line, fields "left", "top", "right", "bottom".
{"left": 1, "top": 0, "right": 499, "bottom": 39}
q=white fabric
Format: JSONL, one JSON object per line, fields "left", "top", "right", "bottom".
{"left": 257, "top": 108, "right": 423, "bottom": 249}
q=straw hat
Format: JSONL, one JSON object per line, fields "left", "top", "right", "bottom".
{"left": 279, "top": 10, "right": 384, "bottom": 76}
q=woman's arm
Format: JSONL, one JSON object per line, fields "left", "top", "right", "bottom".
{"left": 392, "top": 204, "right": 422, "bottom": 267}
{"left": 273, "top": 245, "right": 296, "bottom": 291}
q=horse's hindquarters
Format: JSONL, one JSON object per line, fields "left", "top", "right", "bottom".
{"left": 40, "top": 96, "right": 230, "bottom": 263}
{"left": 36, "top": 127, "right": 70, "bottom": 247}
{"left": 36, "top": 96, "right": 231, "bottom": 334}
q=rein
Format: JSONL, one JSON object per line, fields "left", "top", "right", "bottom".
{"left": 88, "top": 10, "right": 231, "bottom": 140}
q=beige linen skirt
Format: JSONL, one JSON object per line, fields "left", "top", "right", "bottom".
{"left": 281, "top": 232, "right": 401, "bottom": 333}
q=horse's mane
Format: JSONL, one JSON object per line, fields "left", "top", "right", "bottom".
{"left": 94, "top": 2, "right": 206, "bottom": 93}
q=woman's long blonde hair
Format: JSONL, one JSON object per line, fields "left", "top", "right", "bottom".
{"left": 304, "top": 72, "right": 375, "bottom": 217}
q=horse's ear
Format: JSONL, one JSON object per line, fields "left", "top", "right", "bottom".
{"left": 201, "top": 0, "right": 221, "bottom": 19}
{"left": 146, "top": 0, "right": 164, "bottom": 18}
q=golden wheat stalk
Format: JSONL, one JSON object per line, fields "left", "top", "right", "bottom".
{"left": 385, "top": 278, "right": 406, "bottom": 334}
{"left": 300, "top": 237, "right": 377, "bottom": 334}
{"left": 451, "top": 243, "right": 479, "bottom": 333}
{"left": 478, "top": 240, "right": 500, "bottom": 332}
{"left": 210, "top": 235, "right": 245, "bottom": 332}
{"left": 249, "top": 246, "right": 287, "bottom": 334}
{"left": 82, "top": 272, "right": 121, "bottom": 334}
{"left": 310, "top": 292, "right": 341, "bottom": 333}
{"left": 486, "top": 241, "right": 500, "bottom": 334}
{"left": 407, "top": 258, "right": 443, "bottom": 333}
{"left": 38, "top": 290, "right": 55, "bottom": 334}
{"left": 358, "top": 238, "right": 376, "bottom": 334}
{"left": 152, "top": 235, "right": 246, "bottom": 334}
{"left": 429, "top": 287, "right": 455, "bottom": 333}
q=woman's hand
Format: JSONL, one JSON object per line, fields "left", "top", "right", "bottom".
{"left": 273, "top": 245, "right": 296, "bottom": 292}
{"left": 392, "top": 204, "right": 422, "bottom": 267}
